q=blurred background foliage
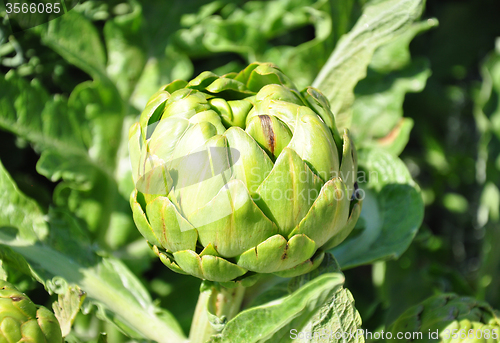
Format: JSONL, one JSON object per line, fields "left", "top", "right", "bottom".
{"left": 1, "top": 0, "right": 500, "bottom": 341}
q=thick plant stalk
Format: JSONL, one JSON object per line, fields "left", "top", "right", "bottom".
{"left": 190, "top": 283, "right": 245, "bottom": 343}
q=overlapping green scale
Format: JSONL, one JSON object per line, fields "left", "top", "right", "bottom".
{"left": 129, "top": 62, "right": 362, "bottom": 283}
{"left": 0, "top": 280, "right": 62, "bottom": 343}
{"left": 287, "top": 110, "right": 339, "bottom": 181}
{"left": 189, "top": 179, "right": 278, "bottom": 258}
{"left": 254, "top": 148, "right": 324, "bottom": 236}
{"left": 289, "top": 178, "right": 350, "bottom": 247}
{"left": 246, "top": 114, "right": 292, "bottom": 160}
{"left": 223, "top": 127, "right": 273, "bottom": 195}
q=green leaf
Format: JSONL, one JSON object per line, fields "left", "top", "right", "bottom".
{"left": 258, "top": 0, "right": 336, "bottom": 89}
{"left": 288, "top": 255, "right": 364, "bottom": 343}
{"left": 36, "top": 10, "right": 107, "bottom": 81}
{"left": 209, "top": 273, "right": 345, "bottom": 343}
{"left": 331, "top": 148, "right": 424, "bottom": 269}
{"left": 0, "top": 71, "right": 84, "bottom": 152}
{"left": 0, "top": 70, "right": 135, "bottom": 249}
{"left": 0, "top": 245, "right": 48, "bottom": 285}
{"left": 368, "top": 19, "right": 437, "bottom": 73}
{"left": 313, "top": 0, "right": 425, "bottom": 131}
{"left": 168, "top": 0, "right": 337, "bottom": 89}
{"left": 0, "top": 160, "right": 185, "bottom": 343}
{"left": 387, "top": 293, "right": 500, "bottom": 341}
{"left": 129, "top": 0, "right": 209, "bottom": 109}
{"left": 351, "top": 60, "right": 430, "bottom": 153}
{"left": 97, "top": 333, "right": 108, "bottom": 343}
{"left": 294, "top": 287, "right": 363, "bottom": 343}
{"left": 104, "top": 1, "right": 147, "bottom": 100}
{"left": 350, "top": 19, "right": 437, "bottom": 154}
{"left": 53, "top": 285, "right": 86, "bottom": 337}
{"left": 210, "top": 255, "right": 363, "bottom": 343}
{"left": 374, "top": 118, "right": 414, "bottom": 156}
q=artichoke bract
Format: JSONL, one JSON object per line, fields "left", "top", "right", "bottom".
{"left": 0, "top": 280, "right": 63, "bottom": 343}
{"left": 388, "top": 294, "right": 500, "bottom": 343}
{"left": 129, "top": 62, "right": 362, "bottom": 284}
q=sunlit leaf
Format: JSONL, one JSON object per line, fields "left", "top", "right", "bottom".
{"left": 313, "top": 0, "right": 425, "bottom": 131}
{"left": 332, "top": 148, "right": 424, "bottom": 268}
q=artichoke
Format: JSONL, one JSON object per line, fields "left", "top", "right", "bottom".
{"left": 0, "top": 280, "right": 62, "bottom": 342}
{"left": 388, "top": 293, "right": 500, "bottom": 342}
{"left": 129, "top": 62, "right": 362, "bottom": 284}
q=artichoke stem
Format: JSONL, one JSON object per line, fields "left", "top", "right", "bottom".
{"left": 189, "top": 282, "right": 245, "bottom": 342}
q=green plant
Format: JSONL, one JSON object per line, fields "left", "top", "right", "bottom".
{"left": 0, "top": 280, "right": 63, "bottom": 342}
{"left": 130, "top": 62, "right": 361, "bottom": 285}
{"left": 0, "top": 0, "right": 499, "bottom": 342}
{"left": 388, "top": 294, "right": 500, "bottom": 342}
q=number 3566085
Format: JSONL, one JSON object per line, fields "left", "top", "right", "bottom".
{"left": 5, "top": 2, "right": 61, "bottom": 14}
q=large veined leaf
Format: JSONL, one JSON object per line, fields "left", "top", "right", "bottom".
{"left": 0, "top": 160, "right": 185, "bottom": 343}
{"left": 313, "top": 0, "right": 425, "bottom": 131}
{"left": 208, "top": 275, "right": 342, "bottom": 343}
{"left": 351, "top": 19, "right": 437, "bottom": 155}
{"left": 36, "top": 10, "right": 108, "bottom": 81}
{"left": 331, "top": 148, "right": 424, "bottom": 269}
{"left": 0, "top": 70, "right": 135, "bottom": 250}
{"left": 209, "top": 255, "right": 363, "bottom": 343}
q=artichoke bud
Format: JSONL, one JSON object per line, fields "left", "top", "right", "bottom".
{"left": 129, "top": 62, "right": 362, "bottom": 284}
{"left": 209, "top": 98, "right": 232, "bottom": 126}
{"left": 0, "top": 280, "right": 63, "bottom": 343}
{"left": 246, "top": 84, "right": 304, "bottom": 128}
{"left": 129, "top": 122, "right": 143, "bottom": 185}
{"left": 388, "top": 294, "right": 500, "bottom": 343}
{"left": 246, "top": 115, "right": 292, "bottom": 160}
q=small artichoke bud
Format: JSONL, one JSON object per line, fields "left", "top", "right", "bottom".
{"left": 388, "top": 293, "right": 500, "bottom": 342}
{"left": 0, "top": 280, "right": 63, "bottom": 342}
